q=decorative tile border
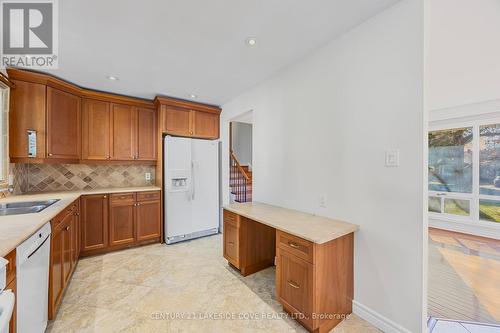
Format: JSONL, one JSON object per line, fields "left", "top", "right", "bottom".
{"left": 11, "top": 163, "right": 155, "bottom": 193}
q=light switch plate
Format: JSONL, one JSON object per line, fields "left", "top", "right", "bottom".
{"left": 319, "top": 194, "right": 327, "bottom": 208}
{"left": 385, "top": 150, "right": 400, "bottom": 167}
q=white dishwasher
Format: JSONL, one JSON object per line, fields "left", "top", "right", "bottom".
{"left": 16, "top": 222, "right": 51, "bottom": 333}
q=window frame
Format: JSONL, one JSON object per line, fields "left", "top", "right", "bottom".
{"left": 429, "top": 117, "right": 500, "bottom": 225}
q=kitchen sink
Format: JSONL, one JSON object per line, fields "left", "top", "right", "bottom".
{"left": 0, "top": 199, "right": 59, "bottom": 216}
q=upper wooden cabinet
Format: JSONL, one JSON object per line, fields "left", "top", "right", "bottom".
{"left": 82, "top": 100, "right": 157, "bottom": 162}
{"left": 155, "top": 96, "right": 221, "bottom": 139}
{"left": 9, "top": 79, "right": 46, "bottom": 160}
{"left": 7, "top": 68, "right": 158, "bottom": 164}
{"left": 46, "top": 87, "right": 81, "bottom": 160}
{"left": 82, "top": 99, "right": 111, "bottom": 160}
{"left": 111, "top": 103, "right": 136, "bottom": 160}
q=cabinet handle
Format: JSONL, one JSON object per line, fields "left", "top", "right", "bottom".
{"left": 107, "top": 156, "right": 110, "bottom": 159}
{"left": 288, "top": 242, "right": 300, "bottom": 249}
{"left": 65, "top": 226, "right": 70, "bottom": 231}
{"left": 48, "top": 153, "right": 53, "bottom": 156}
{"left": 103, "top": 195, "right": 107, "bottom": 199}
{"left": 287, "top": 280, "right": 300, "bottom": 289}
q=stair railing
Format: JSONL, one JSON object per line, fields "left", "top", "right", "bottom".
{"left": 230, "top": 150, "right": 251, "bottom": 202}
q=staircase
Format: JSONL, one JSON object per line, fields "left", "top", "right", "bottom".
{"left": 230, "top": 151, "right": 252, "bottom": 203}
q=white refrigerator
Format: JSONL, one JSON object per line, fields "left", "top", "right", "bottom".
{"left": 164, "top": 136, "right": 220, "bottom": 244}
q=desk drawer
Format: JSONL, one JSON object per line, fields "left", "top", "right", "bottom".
{"left": 223, "top": 210, "right": 239, "bottom": 227}
{"left": 137, "top": 191, "right": 160, "bottom": 202}
{"left": 277, "top": 231, "right": 314, "bottom": 264}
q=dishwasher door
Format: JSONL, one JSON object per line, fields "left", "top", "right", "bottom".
{"left": 0, "top": 290, "right": 14, "bottom": 333}
{"left": 16, "top": 222, "right": 51, "bottom": 333}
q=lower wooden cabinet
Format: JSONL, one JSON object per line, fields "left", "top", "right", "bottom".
{"left": 80, "top": 194, "right": 109, "bottom": 254}
{"left": 49, "top": 199, "right": 80, "bottom": 320}
{"left": 5, "top": 249, "right": 16, "bottom": 333}
{"left": 109, "top": 193, "right": 136, "bottom": 246}
{"left": 136, "top": 198, "right": 161, "bottom": 241}
{"left": 81, "top": 191, "right": 161, "bottom": 256}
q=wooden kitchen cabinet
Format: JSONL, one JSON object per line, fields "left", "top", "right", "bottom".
{"left": 136, "top": 107, "right": 157, "bottom": 160}
{"left": 136, "top": 192, "right": 161, "bottom": 241}
{"left": 80, "top": 191, "right": 161, "bottom": 257}
{"left": 49, "top": 200, "right": 80, "bottom": 320}
{"left": 155, "top": 96, "right": 221, "bottom": 139}
{"left": 8, "top": 79, "right": 46, "bottom": 161}
{"left": 163, "top": 106, "right": 192, "bottom": 137}
{"left": 82, "top": 99, "right": 111, "bottom": 160}
{"left": 4, "top": 250, "right": 16, "bottom": 333}
{"left": 192, "top": 111, "right": 219, "bottom": 139}
{"left": 109, "top": 193, "right": 136, "bottom": 246}
{"left": 46, "top": 87, "right": 81, "bottom": 161}
{"left": 111, "top": 103, "right": 136, "bottom": 160}
{"left": 80, "top": 194, "right": 109, "bottom": 254}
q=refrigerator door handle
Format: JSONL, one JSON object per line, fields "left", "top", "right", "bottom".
{"left": 191, "top": 160, "right": 196, "bottom": 201}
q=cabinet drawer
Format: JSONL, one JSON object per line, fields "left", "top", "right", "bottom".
{"left": 223, "top": 210, "right": 239, "bottom": 227}
{"left": 137, "top": 191, "right": 160, "bottom": 202}
{"left": 277, "top": 231, "right": 314, "bottom": 264}
{"left": 5, "top": 249, "right": 16, "bottom": 285}
{"left": 110, "top": 193, "right": 135, "bottom": 204}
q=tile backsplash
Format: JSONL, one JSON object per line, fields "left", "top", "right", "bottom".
{"left": 11, "top": 163, "right": 155, "bottom": 194}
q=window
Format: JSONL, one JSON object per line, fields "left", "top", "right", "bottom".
{"left": 0, "top": 85, "right": 8, "bottom": 187}
{"left": 429, "top": 120, "right": 500, "bottom": 224}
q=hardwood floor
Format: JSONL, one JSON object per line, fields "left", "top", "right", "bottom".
{"left": 428, "top": 228, "right": 500, "bottom": 324}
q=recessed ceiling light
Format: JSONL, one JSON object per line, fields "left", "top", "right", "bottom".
{"left": 106, "top": 75, "right": 119, "bottom": 81}
{"left": 245, "top": 37, "right": 257, "bottom": 46}
{"left": 189, "top": 94, "right": 197, "bottom": 99}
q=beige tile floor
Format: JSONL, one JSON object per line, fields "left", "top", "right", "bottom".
{"left": 46, "top": 234, "right": 380, "bottom": 333}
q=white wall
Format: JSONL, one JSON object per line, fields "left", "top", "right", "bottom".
{"left": 428, "top": 0, "right": 500, "bottom": 111}
{"left": 231, "top": 122, "right": 252, "bottom": 166}
{"left": 221, "top": 0, "right": 425, "bottom": 332}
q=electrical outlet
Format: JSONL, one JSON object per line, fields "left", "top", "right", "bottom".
{"left": 319, "top": 194, "right": 327, "bottom": 208}
{"left": 145, "top": 172, "right": 151, "bottom": 181}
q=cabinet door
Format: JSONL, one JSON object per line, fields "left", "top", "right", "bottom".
{"left": 111, "top": 103, "right": 136, "bottom": 160}
{"left": 109, "top": 194, "right": 136, "bottom": 246}
{"left": 62, "top": 214, "right": 73, "bottom": 283}
{"left": 192, "top": 111, "right": 219, "bottom": 139}
{"left": 81, "top": 194, "right": 109, "bottom": 253}
{"left": 49, "top": 222, "right": 64, "bottom": 320}
{"left": 276, "top": 249, "right": 313, "bottom": 323}
{"left": 46, "top": 87, "right": 81, "bottom": 160}
{"left": 223, "top": 220, "right": 239, "bottom": 268}
{"left": 136, "top": 107, "right": 157, "bottom": 160}
{"left": 82, "top": 99, "right": 110, "bottom": 160}
{"left": 9, "top": 80, "right": 46, "bottom": 159}
{"left": 163, "top": 106, "right": 191, "bottom": 136}
{"left": 136, "top": 199, "right": 161, "bottom": 241}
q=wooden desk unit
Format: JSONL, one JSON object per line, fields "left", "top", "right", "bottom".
{"left": 223, "top": 202, "right": 358, "bottom": 333}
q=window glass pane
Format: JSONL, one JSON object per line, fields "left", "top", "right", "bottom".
{"left": 428, "top": 196, "right": 441, "bottom": 213}
{"left": 480, "top": 124, "right": 500, "bottom": 196}
{"left": 479, "top": 199, "right": 500, "bottom": 223}
{"left": 429, "top": 127, "right": 473, "bottom": 193}
{"left": 444, "top": 198, "right": 470, "bottom": 216}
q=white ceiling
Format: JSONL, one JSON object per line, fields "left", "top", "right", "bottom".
{"left": 45, "top": 0, "right": 399, "bottom": 105}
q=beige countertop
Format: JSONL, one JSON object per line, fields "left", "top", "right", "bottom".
{"left": 0, "top": 186, "right": 161, "bottom": 257}
{"left": 224, "top": 202, "right": 358, "bottom": 244}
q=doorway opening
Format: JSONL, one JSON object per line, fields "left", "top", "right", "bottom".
{"left": 229, "top": 111, "right": 253, "bottom": 203}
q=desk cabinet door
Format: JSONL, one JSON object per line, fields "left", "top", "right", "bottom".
{"left": 223, "top": 220, "right": 239, "bottom": 268}
{"left": 276, "top": 249, "right": 313, "bottom": 323}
